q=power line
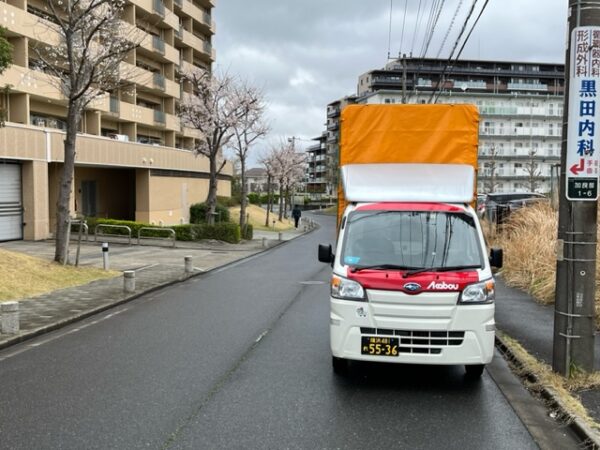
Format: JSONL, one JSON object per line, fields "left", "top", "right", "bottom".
{"left": 428, "top": 0, "right": 482, "bottom": 103}
{"left": 399, "top": 0, "right": 408, "bottom": 55}
{"left": 435, "top": 0, "right": 464, "bottom": 59}
{"left": 387, "top": 0, "right": 394, "bottom": 59}
{"left": 420, "top": 0, "right": 445, "bottom": 58}
{"left": 410, "top": 0, "right": 424, "bottom": 56}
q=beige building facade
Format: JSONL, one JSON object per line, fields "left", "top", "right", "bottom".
{"left": 0, "top": 0, "right": 231, "bottom": 241}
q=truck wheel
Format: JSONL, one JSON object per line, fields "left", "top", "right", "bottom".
{"left": 465, "top": 364, "right": 485, "bottom": 379}
{"left": 332, "top": 356, "right": 349, "bottom": 376}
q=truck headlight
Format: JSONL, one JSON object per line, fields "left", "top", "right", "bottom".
{"left": 460, "top": 279, "right": 495, "bottom": 304}
{"left": 331, "top": 274, "right": 366, "bottom": 301}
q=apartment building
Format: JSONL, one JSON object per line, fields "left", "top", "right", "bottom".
{"left": 0, "top": 0, "right": 231, "bottom": 241}
{"left": 304, "top": 132, "right": 330, "bottom": 200}
{"left": 323, "top": 58, "right": 564, "bottom": 195}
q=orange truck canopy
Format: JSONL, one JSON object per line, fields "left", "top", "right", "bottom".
{"left": 337, "top": 104, "right": 479, "bottom": 222}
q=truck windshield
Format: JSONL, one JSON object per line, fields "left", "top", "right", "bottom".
{"left": 341, "top": 210, "right": 483, "bottom": 270}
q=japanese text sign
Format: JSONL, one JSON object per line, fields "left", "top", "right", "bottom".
{"left": 567, "top": 26, "right": 600, "bottom": 200}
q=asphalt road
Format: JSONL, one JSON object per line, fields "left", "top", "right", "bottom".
{"left": 0, "top": 213, "right": 571, "bottom": 449}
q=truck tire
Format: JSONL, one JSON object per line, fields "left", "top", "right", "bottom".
{"left": 332, "top": 356, "right": 349, "bottom": 376}
{"left": 465, "top": 364, "right": 485, "bottom": 379}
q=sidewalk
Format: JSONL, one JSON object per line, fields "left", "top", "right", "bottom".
{"left": 0, "top": 227, "right": 306, "bottom": 350}
{"left": 495, "top": 277, "right": 600, "bottom": 434}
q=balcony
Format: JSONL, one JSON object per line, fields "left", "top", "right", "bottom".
{"left": 507, "top": 82, "right": 548, "bottom": 91}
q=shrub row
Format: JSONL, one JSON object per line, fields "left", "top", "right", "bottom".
{"left": 190, "top": 202, "right": 231, "bottom": 224}
{"left": 84, "top": 218, "right": 241, "bottom": 243}
{"left": 247, "top": 193, "right": 280, "bottom": 205}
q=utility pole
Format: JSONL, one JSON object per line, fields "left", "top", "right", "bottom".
{"left": 402, "top": 53, "right": 407, "bottom": 104}
{"left": 553, "top": 0, "right": 600, "bottom": 376}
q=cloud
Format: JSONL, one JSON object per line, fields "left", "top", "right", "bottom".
{"left": 214, "top": 0, "right": 568, "bottom": 167}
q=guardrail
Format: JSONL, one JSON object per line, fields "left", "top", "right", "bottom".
{"left": 137, "top": 227, "right": 176, "bottom": 247}
{"left": 70, "top": 220, "right": 89, "bottom": 241}
{"left": 94, "top": 224, "right": 132, "bottom": 245}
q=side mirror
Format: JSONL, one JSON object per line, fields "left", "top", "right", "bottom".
{"left": 490, "top": 248, "right": 503, "bottom": 269}
{"left": 318, "top": 244, "right": 334, "bottom": 265}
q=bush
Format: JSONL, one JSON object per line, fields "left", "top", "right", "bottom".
{"left": 247, "top": 193, "right": 260, "bottom": 205}
{"left": 190, "top": 202, "right": 231, "bottom": 224}
{"left": 259, "top": 194, "right": 279, "bottom": 205}
{"left": 217, "top": 195, "right": 240, "bottom": 207}
{"left": 193, "top": 222, "right": 240, "bottom": 243}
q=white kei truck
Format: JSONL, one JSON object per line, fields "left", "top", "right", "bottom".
{"left": 318, "top": 104, "right": 503, "bottom": 378}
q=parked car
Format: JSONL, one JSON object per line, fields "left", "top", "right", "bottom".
{"left": 480, "top": 192, "right": 546, "bottom": 223}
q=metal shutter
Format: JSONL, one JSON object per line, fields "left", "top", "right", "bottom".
{"left": 0, "top": 164, "right": 23, "bottom": 241}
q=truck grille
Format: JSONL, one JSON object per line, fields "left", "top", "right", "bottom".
{"left": 360, "top": 328, "right": 465, "bottom": 355}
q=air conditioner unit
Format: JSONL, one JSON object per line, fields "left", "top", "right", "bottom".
{"left": 34, "top": 118, "right": 46, "bottom": 127}
{"left": 115, "top": 134, "right": 129, "bottom": 142}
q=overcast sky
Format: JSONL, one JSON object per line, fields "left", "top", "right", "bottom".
{"left": 214, "top": 0, "right": 568, "bottom": 166}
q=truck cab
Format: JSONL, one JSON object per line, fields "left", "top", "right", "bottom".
{"left": 319, "top": 163, "right": 503, "bottom": 378}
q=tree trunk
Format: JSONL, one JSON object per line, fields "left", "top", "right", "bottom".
{"left": 54, "top": 105, "right": 79, "bottom": 263}
{"left": 278, "top": 183, "right": 284, "bottom": 221}
{"left": 206, "top": 155, "right": 219, "bottom": 225}
{"left": 239, "top": 158, "right": 247, "bottom": 228}
{"left": 284, "top": 187, "right": 289, "bottom": 219}
{"left": 265, "top": 174, "right": 271, "bottom": 227}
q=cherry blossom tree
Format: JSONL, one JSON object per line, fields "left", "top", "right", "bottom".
{"left": 179, "top": 68, "right": 265, "bottom": 224}
{"left": 34, "top": 0, "right": 140, "bottom": 263}
{"left": 230, "top": 82, "right": 269, "bottom": 229}
{"left": 269, "top": 140, "right": 306, "bottom": 221}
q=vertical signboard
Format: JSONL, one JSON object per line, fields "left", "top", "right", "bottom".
{"left": 566, "top": 26, "right": 600, "bottom": 200}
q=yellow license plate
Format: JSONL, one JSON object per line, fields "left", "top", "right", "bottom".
{"left": 361, "top": 336, "right": 399, "bottom": 356}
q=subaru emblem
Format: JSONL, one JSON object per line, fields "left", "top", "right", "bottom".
{"left": 404, "top": 282, "right": 422, "bottom": 292}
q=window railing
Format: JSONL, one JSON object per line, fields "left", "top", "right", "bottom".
{"left": 153, "top": 73, "right": 165, "bottom": 90}
{"left": 109, "top": 96, "right": 120, "bottom": 113}
{"left": 154, "top": 110, "right": 166, "bottom": 124}
{"left": 152, "top": 36, "right": 165, "bottom": 55}
{"left": 153, "top": 0, "right": 165, "bottom": 17}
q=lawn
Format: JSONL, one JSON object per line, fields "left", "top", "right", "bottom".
{"left": 229, "top": 204, "right": 294, "bottom": 231}
{"left": 0, "top": 248, "right": 118, "bottom": 302}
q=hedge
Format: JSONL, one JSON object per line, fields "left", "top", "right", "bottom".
{"left": 190, "top": 202, "right": 231, "bottom": 224}
{"left": 85, "top": 218, "right": 241, "bottom": 243}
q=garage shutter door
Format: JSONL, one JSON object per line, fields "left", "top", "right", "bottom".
{"left": 0, "top": 164, "right": 23, "bottom": 241}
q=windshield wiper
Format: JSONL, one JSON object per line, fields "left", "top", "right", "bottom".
{"left": 402, "top": 264, "right": 482, "bottom": 278}
{"left": 351, "top": 264, "right": 419, "bottom": 273}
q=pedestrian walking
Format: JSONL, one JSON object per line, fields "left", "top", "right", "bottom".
{"left": 292, "top": 205, "right": 302, "bottom": 228}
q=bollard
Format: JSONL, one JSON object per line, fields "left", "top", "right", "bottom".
{"left": 262, "top": 237, "right": 267, "bottom": 248}
{"left": 1, "top": 301, "right": 19, "bottom": 334}
{"left": 184, "top": 256, "right": 193, "bottom": 273}
{"left": 102, "top": 242, "right": 110, "bottom": 270}
{"left": 123, "top": 270, "right": 135, "bottom": 293}
{"left": 278, "top": 232, "right": 282, "bottom": 241}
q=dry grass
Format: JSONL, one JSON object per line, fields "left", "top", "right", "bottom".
{"left": 492, "top": 202, "right": 559, "bottom": 304}
{"left": 0, "top": 248, "right": 118, "bottom": 302}
{"left": 229, "top": 204, "right": 294, "bottom": 231}
{"left": 500, "top": 332, "right": 600, "bottom": 431}
{"left": 491, "top": 203, "right": 600, "bottom": 324}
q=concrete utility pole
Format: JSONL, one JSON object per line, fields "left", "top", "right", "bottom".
{"left": 553, "top": 0, "right": 600, "bottom": 376}
{"left": 402, "top": 53, "right": 407, "bottom": 104}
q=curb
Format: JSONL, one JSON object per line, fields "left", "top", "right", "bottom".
{"left": 0, "top": 229, "right": 315, "bottom": 352}
{"left": 495, "top": 333, "right": 600, "bottom": 449}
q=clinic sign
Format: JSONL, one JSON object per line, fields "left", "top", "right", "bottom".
{"left": 567, "top": 26, "right": 600, "bottom": 200}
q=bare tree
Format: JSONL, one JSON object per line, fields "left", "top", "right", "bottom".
{"left": 525, "top": 147, "right": 543, "bottom": 192}
{"left": 33, "top": 0, "right": 140, "bottom": 263}
{"left": 179, "top": 69, "right": 263, "bottom": 224}
{"left": 229, "top": 82, "right": 269, "bottom": 229}
{"left": 482, "top": 144, "right": 500, "bottom": 193}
